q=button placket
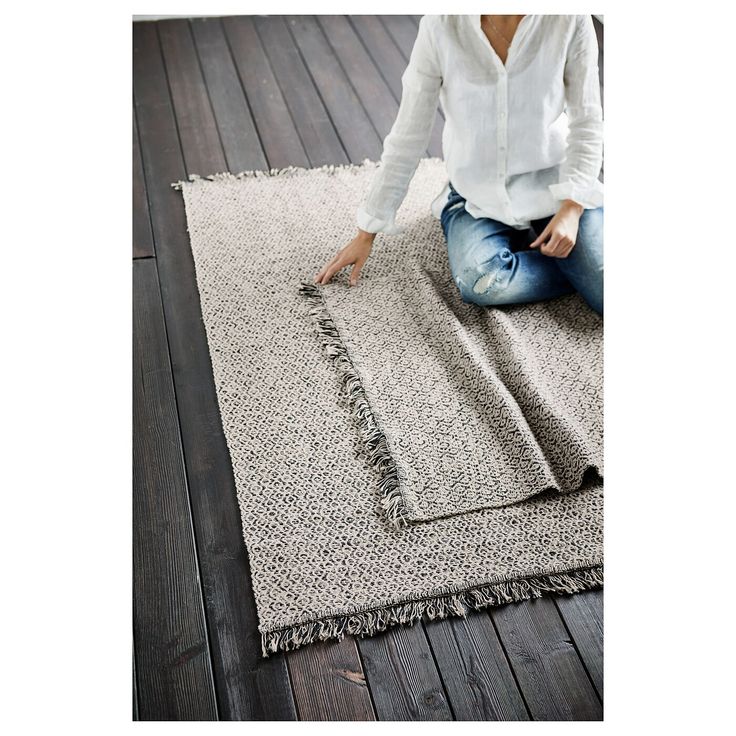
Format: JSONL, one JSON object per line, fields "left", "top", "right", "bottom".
{"left": 497, "top": 75, "right": 508, "bottom": 189}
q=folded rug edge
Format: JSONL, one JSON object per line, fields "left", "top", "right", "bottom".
{"left": 299, "top": 281, "right": 410, "bottom": 529}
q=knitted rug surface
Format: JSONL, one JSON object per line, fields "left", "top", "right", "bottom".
{"left": 173, "top": 158, "right": 603, "bottom": 656}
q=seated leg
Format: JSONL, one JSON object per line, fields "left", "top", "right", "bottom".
{"left": 441, "top": 189, "right": 574, "bottom": 307}
{"left": 553, "top": 206, "right": 604, "bottom": 315}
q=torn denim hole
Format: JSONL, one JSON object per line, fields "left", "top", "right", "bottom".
{"left": 457, "top": 248, "right": 516, "bottom": 299}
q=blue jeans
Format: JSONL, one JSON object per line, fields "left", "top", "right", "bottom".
{"left": 440, "top": 182, "right": 604, "bottom": 315}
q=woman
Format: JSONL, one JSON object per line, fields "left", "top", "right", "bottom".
{"left": 314, "top": 15, "right": 604, "bottom": 315}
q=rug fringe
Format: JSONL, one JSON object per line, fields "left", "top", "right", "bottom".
{"left": 299, "top": 282, "right": 409, "bottom": 528}
{"left": 171, "top": 157, "right": 445, "bottom": 190}
{"left": 261, "top": 565, "right": 603, "bottom": 656}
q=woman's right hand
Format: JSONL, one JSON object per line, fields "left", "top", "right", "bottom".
{"left": 314, "top": 230, "right": 377, "bottom": 287}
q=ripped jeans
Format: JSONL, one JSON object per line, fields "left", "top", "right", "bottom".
{"left": 440, "top": 182, "right": 604, "bottom": 314}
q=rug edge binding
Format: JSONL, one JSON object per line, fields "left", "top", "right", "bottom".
{"left": 261, "top": 564, "right": 603, "bottom": 657}
{"left": 170, "top": 157, "right": 445, "bottom": 190}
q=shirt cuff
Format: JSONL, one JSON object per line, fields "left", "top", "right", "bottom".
{"left": 356, "top": 206, "right": 406, "bottom": 236}
{"left": 548, "top": 178, "right": 604, "bottom": 209}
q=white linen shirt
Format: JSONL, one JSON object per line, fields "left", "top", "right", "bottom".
{"left": 356, "top": 14, "right": 604, "bottom": 234}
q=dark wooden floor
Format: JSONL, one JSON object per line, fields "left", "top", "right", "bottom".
{"left": 133, "top": 15, "right": 604, "bottom": 721}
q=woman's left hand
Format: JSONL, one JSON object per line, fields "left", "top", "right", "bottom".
{"left": 529, "top": 200, "right": 584, "bottom": 258}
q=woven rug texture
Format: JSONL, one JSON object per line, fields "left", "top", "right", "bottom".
{"left": 173, "top": 158, "right": 603, "bottom": 655}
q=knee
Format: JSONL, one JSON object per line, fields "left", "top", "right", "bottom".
{"left": 454, "top": 248, "right": 517, "bottom": 305}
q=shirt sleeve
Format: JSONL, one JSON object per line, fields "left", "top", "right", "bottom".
{"left": 548, "top": 15, "right": 604, "bottom": 209}
{"left": 356, "top": 15, "right": 443, "bottom": 235}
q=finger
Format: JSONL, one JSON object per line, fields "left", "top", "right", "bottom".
{"left": 529, "top": 225, "right": 550, "bottom": 249}
{"left": 558, "top": 239, "right": 574, "bottom": 258}
{"left": 315, "top": 253, "right": 342, "bottom": 280}
{"left": 315, "top": 255, "right": 342, "bottom": 284}
{"left": 349, "top": 259, "right": 366, "bottom": 286}
{"left": 319, "top": 260, "right": 347, "bottom": 285}
{"left": 314, "top": 256, "right": 337, "bottom": 283}
{"left": 541, "top": 233, "right": 562, "bottom": 257}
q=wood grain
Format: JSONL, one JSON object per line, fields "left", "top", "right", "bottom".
{"left": 133, "top": 257, "right": 217, "bottom": 720}
{"left": 286, "top": 15, "right": 383, "bottom": 163}
{"left": 491, "top": 598, "right": 602, "bottom": 720}
{"left": 254, "top": 15, "right": 348, "bottom": 167}
{"left": 158, "top": 19, "right": 227, "bottom": 176}
{"left": 190, "top": 18, "right": 268, "bottom": 173}
{"left": 556, "top": 590, "right": 604, "bottom": 699}
{"left": 287, "top": 639, "right": 376, "bottom": 720}
{"left": 357, "top": 624, "right": 453, "bottom": 721}
{"left": 424, "top": 612, "right": 530, "bottom": 720}
{"left": 132, "top": 112, "right": 154, "bottom": 258}
{"left": 222, "top": 16, "right": 309, "bottom": 169}
{"left": 132, "top": 14, "right": 605, "bottom": 720}
{"left": 133, "top": 20, "right": 297, "bottom": 720}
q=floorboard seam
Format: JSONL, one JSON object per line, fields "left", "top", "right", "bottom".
{"left": 151, "top": 25, "right": 221, "bottom": 719}
{"left": 421, "top": 619, "right": 457, "bottom": 720}
{"left": 315, "top": 16, "right": 389, "bottom": 158}
{"left": 279, "top": 16, "right": 350, "bottom": 166}
{"left": 553, "top": 597, "right": 603, "bottom": 704}
{"left": 133, "top": 105, "right": 158, "bottom": 258}
{"left": 486, "top": 610, "right": 534, "bottom": 721}
{"left": 219, "top": 18, "right": 272, "bottom": 169}
{"left": 354, "top": 637, "right": 381, "bottom": 720}
{"left": 187, "top": 19, "right": 232, "bottom": 172}
{"left": 284, "top": 656, "right": 304, "bottom": 721}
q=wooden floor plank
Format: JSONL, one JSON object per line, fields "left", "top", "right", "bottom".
{"left": 190, "top": 17, "right": 269, "bottom": 173}
{"left": 381, "top": 14, "right": 425, "bottom": 56}
{"left": 133, "top": 14, "right": 605, "bottom": 721}
{"left": 317, "top": 16, "right": 400, "bottom": 144}
{"left": 254, "top": 15, "right": 349, "bottom": 167}
{"left": 285, "top": 15, "right": 383, "bottom": 163}
{"left": 357, "top": 624, "right": 453, "bottom": 721}
{"left": 222, "top": 16, "right": 310, "bottom": 169}
{"left": 555, "top": 590, "right": 603, "bottom": 699}
{"left": 491, "top": 598, "right": 602, "bottom": 721}
{"left": 133, "top": 646, "right": 140, "bottom": 721}
{"left": 369, "top": 15, "right": 444, "bottom": 157}
{"left": 348, "top": 16, "right": 410, "bottom": 105}
{"left": 287, "top": 640, "right": 376, "bottom": 721}
{"left": 133, "top": 257, "right": 218, "bottom": 720}
{"left": 424, "top": 612, "right": 530, "bottom": 721}
{"left": 158, "top": 19, "right": 227, "bottom": 176}
{"left": 133, "top": 111, "right": 154, "bottom": 258}
{"left": 133, "top": 20, "right": 297, "bottom": 721}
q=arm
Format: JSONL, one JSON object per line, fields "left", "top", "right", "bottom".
{"left": 547, "top": 14, "right": 604, "bottom": 210}
{"left": 356, "top": 14, "right": 443, "bottom": 234}
{"left": 315, "top": 15, "right": 442, "bottom": 285}
{"left": 532, "top": 15, "right": 603, "bottom": 258}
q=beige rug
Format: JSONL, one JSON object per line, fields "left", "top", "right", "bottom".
{"left": 301, "top": 274, "right": 602, "bottom": 527}
{"left": 173, "top": 158, "right": 603, "bottom": 656}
